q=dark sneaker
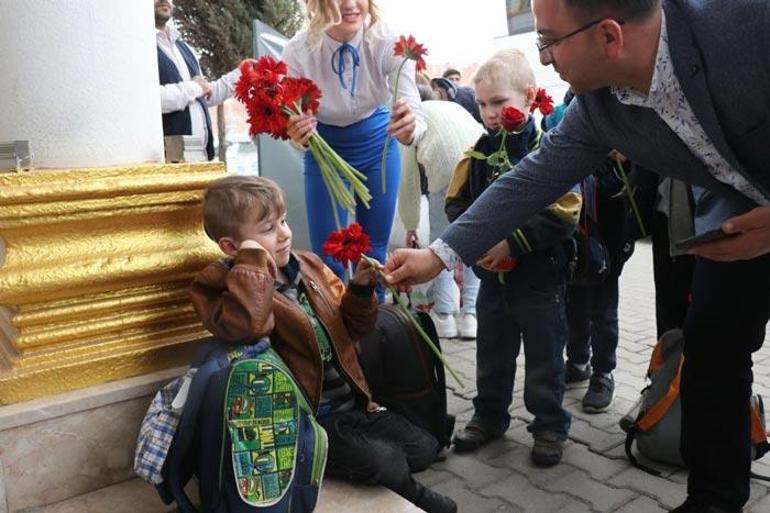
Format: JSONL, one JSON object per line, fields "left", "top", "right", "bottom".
{"left": 564, "top": 362, "right": 592, "bottom": 389}
{"left": 670, "top": 497, "right": 742, "bottom": 513}
{"left": 452, "top": 420, "right": 503, "bottom": 453}
{"left": 414, "top": 483, "right": 458, "bottom": 513}
{"left": 531, "top": 432, "right": 565, "bottom": 467}
{"left": 582, "top": 373, "right": 615, "bottom": 413}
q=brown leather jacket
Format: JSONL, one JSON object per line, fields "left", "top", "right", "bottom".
{"left": 189, "top": 248, "right": 379, "bottom": 412}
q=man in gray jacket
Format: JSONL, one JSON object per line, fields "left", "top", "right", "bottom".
{"left": 385, "top": 1, "right": 770, "bottom": 512}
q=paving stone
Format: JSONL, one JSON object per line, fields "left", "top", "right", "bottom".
{"left": 430, "top": 477, "right": 522, "bottom": 513}
{"left": 480, "top": 472, "right": 576, "bottom": 513}
{"left": 607, "top": 467, "right": 687, "bottom": 509}
{"left": 544, "top": 469, "right": 638, "bottom": 512}
{"left": 613, "top": 496, "right": 667, "bottom": 513}
{"left": 559, "top": 442, "right": 630, "bottom": 481}
{"left": 433, "top": 451, "right": 515, "bottom": 489}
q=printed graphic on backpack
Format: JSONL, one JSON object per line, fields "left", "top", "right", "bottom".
{"left": 225, "top": 350, "right": 328, "bottom": 508}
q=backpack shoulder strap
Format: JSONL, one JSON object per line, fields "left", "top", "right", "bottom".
{"left": 161, "top": 345, "right": 231, "bottom": 513}
{"left": 636, "top": 357, "right": 684, "bottom": 432}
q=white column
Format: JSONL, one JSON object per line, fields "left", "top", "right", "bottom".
{"left": 0, "top": 0, "right": 165, "bottom": 168}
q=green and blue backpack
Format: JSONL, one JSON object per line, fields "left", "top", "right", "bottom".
{"left": 140, "top": 338, "right": 328, "bottom": 513}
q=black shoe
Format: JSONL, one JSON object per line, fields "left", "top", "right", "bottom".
{"left": 414, "top": 484, "right": 457, "bottom": 513}
{"left": 670, "top": 497, "right": 742, "bottom": 513}
{"left": 565, "top": 362, "right": 592, "bottom": 389}
{"left": 531, "top": 432, "right": 565, "bottom": 467}
{"left": 452, "top": 420, "right": 502, "bottom": 453}
{"left": 582, "top": 373, "right": 614, "bottom": 413}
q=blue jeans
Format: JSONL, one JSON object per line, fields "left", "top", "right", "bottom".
{"left": 565, "top": 275, "right": 619, "bottom": 375}
{"left": 471, "top": 248, "right": 571, "bottom": 439}
{"left": 428, "top": 186, "right": 479, "bottom": 315}
{"left": 304, "top": 107, "right": 399, "bottom": 302}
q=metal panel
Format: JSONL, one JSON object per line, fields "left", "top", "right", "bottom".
{"left": 253, "top": 20, "right": 311, "bottom": 251}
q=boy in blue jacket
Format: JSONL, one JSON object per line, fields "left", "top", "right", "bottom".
{"left": 445, "top": 49, "right": 582, "bottom": 466}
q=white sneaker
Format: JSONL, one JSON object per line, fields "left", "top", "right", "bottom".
{"left": 430, "top": 312, "right": 458, "bottom": 338}
{"left": 457, "top": 313, "right": 477, "bottom": 339}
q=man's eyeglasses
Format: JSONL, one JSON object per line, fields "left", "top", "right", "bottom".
{"left": 536, "top": 18, "right": 625, "bottom": 53}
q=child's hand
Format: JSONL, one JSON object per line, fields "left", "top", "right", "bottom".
{"left": 352, "top": 258, "right": 379, "bottom": 288}
{"left": 476, "top": 240, "right": 510, "bottom": 271}
{"left": 239, "top": 239, "right": 265, "bottom": 251}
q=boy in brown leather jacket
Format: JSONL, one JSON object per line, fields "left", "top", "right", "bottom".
{"left": 190, "top": 175, "right": 455, "bottom": 513}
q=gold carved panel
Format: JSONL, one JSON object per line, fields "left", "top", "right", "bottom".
{"left": 0, "top": 163, "right": 225, "bottom": 404}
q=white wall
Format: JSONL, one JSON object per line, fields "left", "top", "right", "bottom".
{"left": 0, "top": 0, "right": 165, "bottom": 168}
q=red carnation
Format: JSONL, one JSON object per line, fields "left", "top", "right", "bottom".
{"left": 530, "top": 88, "right": 554, "bottom": 115}
{"left": 501, "top": 106, "right": 527, "bottom": 133}
{"left": 323, "top": 223, "right": 372, "bottom": 267}
{"left": 245, "top": 99, "right": 288, "bottom": 139}
{"left": 393, "top": 35, "right": 428, "bottom": 72}
{"left": 281, "top": 77, "right": 322, "bottom": 115}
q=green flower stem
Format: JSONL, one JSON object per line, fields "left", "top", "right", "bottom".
{"left": 380, "top": 134, "right": 393, "bottom": 196}
{"left": 614, "top": 158, "right": 646, "bottom": 237}
{"left": 310, "top": 136, "right": 356, "bottom": 211}
{"left": 379, "top": 58, "right": 411, "bottom": 195}
{"left": 360, "top": 256, "right": 465, "bottom": 389}
{"left": 285, "top": 104, "right": 371, "bottom": 212}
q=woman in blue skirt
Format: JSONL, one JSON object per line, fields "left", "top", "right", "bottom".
{"left": 281, "top": 0, "right": 425, "bottom": 291}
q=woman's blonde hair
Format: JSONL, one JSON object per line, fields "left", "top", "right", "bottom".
{"left": 473, "top": 48, "right": 536, "bottom": 94}
{"left": 304, "top": 0, "right": 382, "bottom": 45}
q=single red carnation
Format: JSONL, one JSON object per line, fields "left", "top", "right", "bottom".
{"left": 531, "top": 88, "right": 554, "bottom": 115}
{"left": 323, "top": 223, "right": 372, "bottom": 267}
{"left": 501, "top": 106, "right": 527, "bottom": 133}
{"left": 393, "top": 35, "right": 428, "bottom": 72}
{"left": 246, "top": 98, "right": 289, "bottom": 139}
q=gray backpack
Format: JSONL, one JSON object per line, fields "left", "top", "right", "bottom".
{"left": 620, "top": 329, "right": 770, "bottom": 477}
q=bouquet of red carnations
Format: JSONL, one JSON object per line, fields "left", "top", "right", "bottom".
{"left": 235, "top": 57, "right": 371, "bottom": 228}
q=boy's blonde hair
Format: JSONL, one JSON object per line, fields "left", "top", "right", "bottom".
{"left": 203, "top": 175, "right": 286, "bottom": 242}
{"left": 473, "top": 48, "right": 536, "bottom": 94}
{"left": 305, "top": 0, "right": 382, "bottom": 46}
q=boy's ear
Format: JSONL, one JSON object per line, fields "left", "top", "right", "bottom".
{"left": 525, "top": 85, "right": 537, "bottom": 108}
{"left": 217, "top": 237, "right": 239, "bottom": 257}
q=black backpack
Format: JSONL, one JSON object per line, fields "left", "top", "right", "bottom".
{"left": 356, "top": 304, "right": 455, "bottom": 449}
{"left": 570, "top": 175, "right": 611, "bottom": 286}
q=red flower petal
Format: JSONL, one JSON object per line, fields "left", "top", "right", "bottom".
{"left": 530, "top": 88, "right": 554, "bottom": 115}
{"left": 393, "top": 35, "right": 428, "bottom": 63}
{"left": 322, "top": 223, "right": 372, "bottom": 266}
{"left": 501, "top": 106, "right": 527, "bottom": 133}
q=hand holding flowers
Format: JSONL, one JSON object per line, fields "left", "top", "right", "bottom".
{"left": 235, "top": 57, "right": 371, "bottom": 228}
{"left": 324, "top": 223, "right": 464, "bottom": 388}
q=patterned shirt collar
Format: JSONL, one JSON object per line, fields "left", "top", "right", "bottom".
{"left": 612, "top": 11, "right": 668, "bottom": 106}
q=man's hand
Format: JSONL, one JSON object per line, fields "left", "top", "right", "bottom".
{"left": 352, "top": 257, "right": 378, "bottom": 288}
{"left": 405, "top": 229, "right": 418, "bottom": 248}
{"left": 476, "top": 240, "right": 510, "bottom": 271}
{"left": 384, "top": 248, "right": 444, "bottom": 291}
{"left": 690, "top": 206, "right": 770, "bottom": 261}
{"left": 389, "top": 98, "right": 417, "bottom": 145}
{"left": 192, "top": 75, "right": 213, "bottom": 100}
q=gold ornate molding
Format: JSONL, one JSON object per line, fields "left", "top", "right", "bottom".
{"left": 0, "top": 163, "right": 225, "bottom": 404}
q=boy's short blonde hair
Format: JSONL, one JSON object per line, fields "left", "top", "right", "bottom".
{"left": 305, "top": 0, "right": 382, "bottom": 43}
{"left": 203, "top": 175, "right": 286, "bottom": 241}
{"left": 473, "top": 48, "right": 536, "bottom": 94}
